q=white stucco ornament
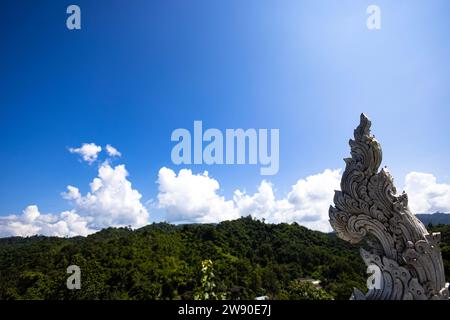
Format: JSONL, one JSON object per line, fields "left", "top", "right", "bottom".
{"left": 329, "top": 114, "right": 449, "bottom": 300}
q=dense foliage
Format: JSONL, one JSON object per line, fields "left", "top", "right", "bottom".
{"left": 0, "top": 217, "right": 448, "bottom": 300}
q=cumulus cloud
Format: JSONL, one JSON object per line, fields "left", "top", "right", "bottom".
{"left": 105, "top": 144, "right": 122, "bottom": 157}
{"left": 404, "top": 172, "right": 450, "bottom": 214}
{"left": 156, "top": 167, "right": 450, "bottom": 232}
{"left": 233, "top": 169, "right": 341, "bottom": 232}
{"left": 69, "top": 143, "right": 102, "bottom": 164}
{"left": 0, "top": 205, "right": 94, "bottom": 237}
{"left": 1, "top": 142, "right": 150, "bottom": 237}
{"left": 157, "top": 167, "right": 341, "bottom": 232}
{"left": 63, "top": 163, "right": 149, "bottom": 229}
{"left": 0, "top": 162, "right": 149, "bottom": 238}
{"left": 157, "top": 167, "right": 238, "bottom": 223}
{"left": 3, "top": 144, "right": 448, "bottom": 238}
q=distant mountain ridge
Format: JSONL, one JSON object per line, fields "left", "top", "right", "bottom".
{"left": 416, "top": 212, "right": 450, "bottom": 226}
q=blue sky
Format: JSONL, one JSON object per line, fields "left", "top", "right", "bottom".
{"left": 1, "top": 1, "right": 450, "bottom": 236}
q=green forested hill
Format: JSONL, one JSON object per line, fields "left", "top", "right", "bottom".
{"left": 0, "top": 217, "right": 448, "bottom": 300}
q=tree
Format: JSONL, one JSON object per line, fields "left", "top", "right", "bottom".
{"left": 281, "top": 279, "right": 333, "bottom": 300}
{"left": 194, "top": 260, "right": 226, "bottom": 300}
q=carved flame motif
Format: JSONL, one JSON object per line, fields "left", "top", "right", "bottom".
{"left": 329, "top": 114, "right": 449, "bottom": 300}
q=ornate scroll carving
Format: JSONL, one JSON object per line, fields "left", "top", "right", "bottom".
{"left": 329, "top": 114, "right": 449, "bottom": 300}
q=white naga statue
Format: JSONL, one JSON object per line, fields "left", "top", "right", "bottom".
{"left": 329, "top": 114, "right": 449, "bottom": 300}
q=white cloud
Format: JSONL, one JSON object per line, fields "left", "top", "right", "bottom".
{"left": 3, "top": 152, "right": 448, "bottom": 238}
{"left": 286, "top": 169, "right": 342, "bottom": 226}
{"left": 234, "top": 169, "right": 341, "bottom": 232}
{"left": 0, "top": 163, "right": 149, "bottom": 238}
{"left": 69, "top": 143, "right": 102, "bottom": 164}
{"left": 0, "top": 205, "right": 94, "bottom": 237}
{"left": 234, "top": 180, "right": 279, "bottom": 222}
{"left": 157, "top": 167, "right": 341, "bottom": 232}
{"left": 157, "top": 168, "right": 450, "bottom": 232}
{"left": 404, "top": 172, "right": 450, "bottom": 213}
{"left": 157, "top": 167, "right": 238, "bottom": 223}
{"left": 63, "top": 163, "right": 149, "bottom": 229}
{"left": 106, "top": 144, "right": 122, "bottom": 157}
